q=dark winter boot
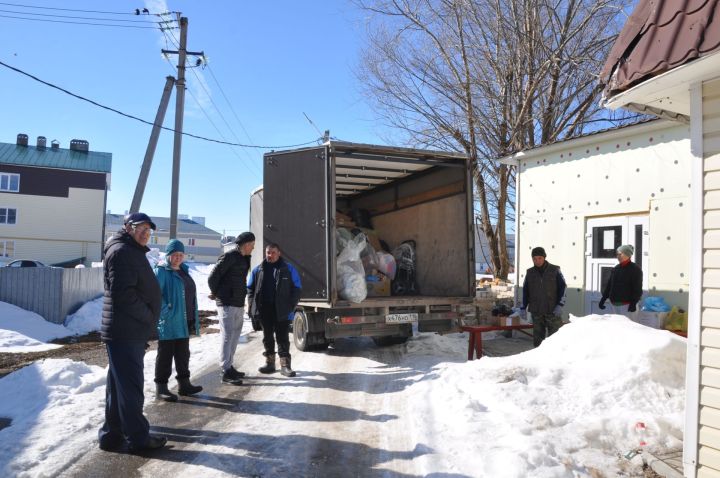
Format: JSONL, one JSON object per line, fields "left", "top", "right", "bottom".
{"left": 177, "top": 377, "right": 203, "bottom": 396}
{"left": 155, "top": 382, "right": 178, "bottom": 402}
{"left": 258, "top": 354, "right": 276, "bottom": 374}
{"left": 280, "top": 356, "right": 296, "bottom": 377}
{"left": 221, "top": 367, "right": 243, "bottom": 385}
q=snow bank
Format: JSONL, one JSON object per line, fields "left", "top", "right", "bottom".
{"left": 64, "top": 297, "right": 103, "bottom": 335}
{"left": 408, "top": 314, "right": 686, "bottom": 477}
{"left": 0, "top": 359, "right": 106, "bottom": 478}
{"left": 0, "top": 302, "right": 69, "bottom": 352}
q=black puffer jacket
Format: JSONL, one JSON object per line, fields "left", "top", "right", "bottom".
{"left": 602, "top": 261, "right": 643, "bottom": 306}
{"left": 207, "top": 249, "right": 251, "bottom": 307}
{"left": 101, "top": 232, "right": 162, "bottom": 342}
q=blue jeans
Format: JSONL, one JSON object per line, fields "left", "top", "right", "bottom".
{"left": 98, "top": 341, "right": 150, "bottom": 448}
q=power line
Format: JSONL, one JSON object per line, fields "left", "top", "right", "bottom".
{"left": 206, "top": 65, "right": 255, "bottom": 145}
{"left": 0, "top": 59, "right": 319, "bottom": 149}
{"left": 0, "top": 7, "right": 159, "bottom": 23}
{"left": 159, "top": 27, "right": 263, "bottom": 177}
{"left": 160, "top": 53, "right": 262, "bottom": 180}
{"left": 0, "top": 13, "right": 161, "bottom": 28}
{"left": 0, "top": 1, "right": 171, "bottom": 16}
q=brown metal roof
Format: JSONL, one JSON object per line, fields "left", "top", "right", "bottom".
{"left": 601, "top": 0, "right": 720, "bottom": 98}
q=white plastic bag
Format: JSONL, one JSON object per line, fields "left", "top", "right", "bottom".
{"left": 336, "top": 231, "right": 368, "bottom": 302}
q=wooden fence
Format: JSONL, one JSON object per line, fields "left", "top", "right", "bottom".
{"left": 0, "top": 267, "right": 103, "bottom": 324}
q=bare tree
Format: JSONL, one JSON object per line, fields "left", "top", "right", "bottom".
{"left": 357, "top": 0, "right": 636, "bottom": 279}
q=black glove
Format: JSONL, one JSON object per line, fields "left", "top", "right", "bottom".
{"left": 598, "top": 298, "right": 606, "bottom": 310}
{"left": 628, "top": 303, "right": 637, "bottom": 312}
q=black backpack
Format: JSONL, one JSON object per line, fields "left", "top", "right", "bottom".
{"left": 391, "top": 240, "right": 419, "bottom": 296}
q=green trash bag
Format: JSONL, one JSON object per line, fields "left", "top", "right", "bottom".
{"left": 664, "top": 306, "right": 688, "bottom": 333}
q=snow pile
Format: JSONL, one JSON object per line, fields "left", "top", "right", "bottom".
{"left": 0, "top": 255, "right": 216, "bottom": 354}
{"left": 0, "top": 359, "right": 106, "bottom": 477}
{"left": 407, "top": 314, "right": 686, "bottom": 477}
{"left": 0, "top": 307, "right": 687, "bottom": 477}
{"left": 186, "top": 262, "right": 217, "bottom": 312}
{"left": 64, "top": 297, "right": 103, "bottom": 335}
{"left": 0, "top": 302, "right": 69, "bottom": 352}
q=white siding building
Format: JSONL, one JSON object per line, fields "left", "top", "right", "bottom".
{"left": 600, "top": 1, "right": 720, "bottom": 475}
{"left": 105, "top": 213, "right": 222, "bottom": 264}
{"left": 0, "top": 134, "right": 111, "bottom": 266}
{"left": 507, "top": 120, "right": 692, "bottom": 319}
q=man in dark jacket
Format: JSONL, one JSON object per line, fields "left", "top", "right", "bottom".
{"left": 520, "top": 247, "right": 567, "bottom": 347}
{"left": 599, "top": 244, "right": 643, "bottom": 316}
{"left": 247, "top": 242, "right": 302, "bottom": 377}
{"left": 98, "top": 212, "right": 167, "bottom": 452}
{"left": 208, "top": 231, "right": 255, "bottom": 385}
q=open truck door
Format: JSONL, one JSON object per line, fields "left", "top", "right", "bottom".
{"left": 263, "top": 146, "right": 331, "bottom": 302}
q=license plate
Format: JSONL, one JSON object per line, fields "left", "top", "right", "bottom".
{"left": 386, "top": 313, "right": 418, "bottom": 323}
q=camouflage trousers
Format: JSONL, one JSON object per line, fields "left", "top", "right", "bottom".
{"left": 532, "top": 313, "right": 563, "bottom": 347}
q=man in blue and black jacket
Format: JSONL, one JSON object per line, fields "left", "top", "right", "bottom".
{"left": 247, "top": 242, "right": 302, "bottom": 377}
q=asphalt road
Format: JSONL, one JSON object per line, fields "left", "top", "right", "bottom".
{"left": 59, "top": 330, "right": 475, "bottom": 478}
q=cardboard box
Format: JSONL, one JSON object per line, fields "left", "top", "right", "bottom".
{"left": 497, "top": 316, "right": 522, "bottom": 327}
{"left": 633, "top": 311, "right": 668, "bottom": 329}
{"left": 336, "top": 211, "right": 357, "bottom": 228}
{"left": 489, "top": 316, "right": 530, "bottom": 327}
{"left": 366, "top": 274, "right": 391, "bottom": 297}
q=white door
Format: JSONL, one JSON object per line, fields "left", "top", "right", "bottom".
{"left": 585, "top": 215, "right": 649, "bottom": 314}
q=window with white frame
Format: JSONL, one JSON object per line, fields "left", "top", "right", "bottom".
{"left": 150, "top": 236, "right": 158, "bottom": 245}
{"left": 0, "top": 208, "right": 16, "bottom": 224}
{"left": 187, "top": 238, "right": 196, "bottom": 246}
{"left": 0, "top": 239, "right": 14, "bottom": 258}
{"left": 0, "top": 173, "right": 20, "bottom": 192}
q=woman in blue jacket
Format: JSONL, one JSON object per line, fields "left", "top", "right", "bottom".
{"left": 153, "top": 239, "right": 202, "bottom": 401}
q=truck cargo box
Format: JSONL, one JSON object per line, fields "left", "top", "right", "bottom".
{"left": 256, "top": 141, "right": 476, "bottom": 349}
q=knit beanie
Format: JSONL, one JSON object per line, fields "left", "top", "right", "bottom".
{"left": 617, "top": 244, "right": 634, "bottom": 257}
{"left": 235, "top": 231, "right": 256, "bottom": 246}
{"left": 165, "top": 239, "right": 185, "bottom": 255}
{"left": 531, "top": 246, "right": 546, "bottom": 258}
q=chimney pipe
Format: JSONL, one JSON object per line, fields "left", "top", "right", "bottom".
{"left": 51, "top": 140, "right": 60, "bottom": 150}
{"left": 16, "top": 134, "right": 28, "bottom": 146}
{"left": 70, "top": 139, "right": 89, "bottom": 153}
{"left": 37, "top": 136, "right": 46, "bottom": 149}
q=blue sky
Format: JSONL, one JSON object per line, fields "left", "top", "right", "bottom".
{"left": 0, "top": 0, "right": 385, "bottom": 235}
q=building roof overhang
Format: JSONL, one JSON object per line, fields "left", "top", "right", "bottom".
{"left": 603, "top": 49, "right": 720, "bottom": 119}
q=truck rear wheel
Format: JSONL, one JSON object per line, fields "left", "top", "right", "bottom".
{"left": 293, "top": 310, "right": 309, "bottom": 351}
{"left": 293, "top": 310, "right": 329, "bottom": 351}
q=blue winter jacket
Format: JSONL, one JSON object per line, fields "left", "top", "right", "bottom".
{"left": 154, "top": 262, "right": 200, "bottom": 340}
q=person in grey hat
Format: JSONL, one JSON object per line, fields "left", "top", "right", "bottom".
{"left": 599, "top": 244, "right": 643, "bottom": 316}
{"left": 519, "top": 246, "right": 567, "bottom": 347}
{"left": 208, "top": 231, "right": 255, "bottom": 385}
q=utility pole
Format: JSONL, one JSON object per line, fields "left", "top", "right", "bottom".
{"left": 130, "top": 75, "right": 175, "bottom": 213}
{"left": 162, "top": 15, "right": 204, "bottom": 238}
{"left": 169, "top": 16, "right": 187, "bottom": 239}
